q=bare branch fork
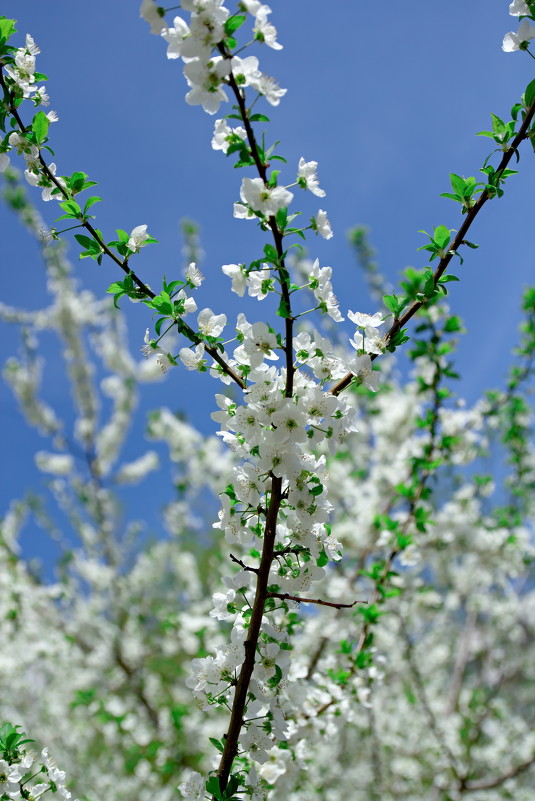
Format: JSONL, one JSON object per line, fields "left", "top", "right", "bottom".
{"left": 229, "top": 553, "right": 259, "bottom": 573}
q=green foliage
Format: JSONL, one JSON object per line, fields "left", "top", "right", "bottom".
{"left": 31, "top": 110, "right": 49, "bottom": 145}
{"left": 206, "top": 773, "right": 242, "bottom": 801}
{"left": 477, "top": 112, "right": 517, "bottom": 149}
{"left": 0, "top": 722, "right": 34, "bottom": 764}
{"left": 440, "top": 173, "right": 484, "bottom": 212}
{"left": 383, "top": 293, "right": 408, "bottom": 317}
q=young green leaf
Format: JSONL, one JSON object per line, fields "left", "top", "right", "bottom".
{"left": 32, "top": 110, "right": 49, "bottom": 144}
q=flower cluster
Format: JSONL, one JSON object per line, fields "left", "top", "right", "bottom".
{"left": 0, "top": 35, "right": 59, "bottom": 183}
{"left": 503, "top": 0, "right": 535, "bottom": 51}
{"left": 141, "top": 0, "right": 285, "bottom": 115}
{"left": 2, "top": 3, "right": 535, "bottom": 801}
{"left": 0, "top": 726, "right": 77, "bottom": 801}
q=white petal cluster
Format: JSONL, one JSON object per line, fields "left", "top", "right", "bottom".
{"left": 211, "top": 118, "right": 247, "bottom": 153}
{"left": 297, "top": 157, "right": 326, "bottom": 197}
{"left": 307, "top": 258, "right": 343, "bottom": 321}
{"left": 35, "top": 450, "right": 75, "bottom": 476}
{"left": 1, "top": 36, "right": 58, "bottom": 177}
{"left": 253, "top": 5, "right": 283, "bottom": 50}
{"left": 139, "top": 0, "right": 168, "bottom": 34}
{"left": 178, "top": 770, "right": 205, "bottom": 801}
{"left": 4, "top": 34, "right": 41, "bottom": 98}
{"left": 235, "top": 176, "right": 293, "bottom": 220}
{"left": 509, "top": 0, "right": 530, "bottom": 16}
{"left": 221, "top": 262, "right": 275, "bottom": 299}
{"left": 199, "top": 348, "right": 360, "bottom": 761}
{"left": 311, "top": 208, "right": 333, "bottom": 239}
{"left": 152, "top": 1, "right": 285, "bottom": 114}
{"left": 348, "top": 308, "right": 387, "bottom": 356}
{"left": 503, "top": 2, "right": 535, "bottom": 51}
{"left": 0, "top": 743, "right": 78, "bottom": 801}
{"left": 503, "top": 17, "right": 535, "bottom": 50}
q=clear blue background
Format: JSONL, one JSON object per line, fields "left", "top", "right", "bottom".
{"left": 1, "top": 2, "right": 533, "bottom": 566}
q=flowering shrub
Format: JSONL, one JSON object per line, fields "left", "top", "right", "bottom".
{"left": 1, "top": 3, "right": 535, "bottom": 801}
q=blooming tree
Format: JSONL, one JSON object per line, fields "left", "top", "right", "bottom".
{"left": 0, "top": 3, "right": 535, "bottom": 801}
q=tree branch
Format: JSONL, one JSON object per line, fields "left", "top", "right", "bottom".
{"left": 330, "top": 92, "right": 535, "bottom": 397}
{"left": 216, "top": 475, "right": 283, "bottom": 791}
{"left": 229, "top": 553, "right": 259, "bottom": 573}
{"left": 461, "top": 754, "right": 535, "bottom": 792}
{"left": 223, "top": 60, "right": 295, "bottom": 397}
{"left": 267, "top": 591, "right": 361, "bottom": 609}
{"left": 0, "top": 70, "right": 246, "bottom": 391}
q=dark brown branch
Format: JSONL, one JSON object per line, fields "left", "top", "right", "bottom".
{"left": 229, "top": 553, "right": 259, "bottom": 573}
{"left": 114, "top": 645, "right": 159, "bottom": 729}
{"left": 330, "top": 92, "right": 535, "bottom": 397}
{"left": 267, "top": 591, "right": 362, "bottom": 610}
{"left": 461, "top": 754, "right": 535, "bottom": 792}
{"left": 224, "top": 61, "right": 294, "bottom": 397}
{"left": 216, "top": 476, "right": 283, "bottom": 791}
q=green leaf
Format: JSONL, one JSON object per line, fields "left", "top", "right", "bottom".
{"left": 357, "top": 603, "right": 384, "bottom": 625}
{"left": 440, "top": 192, "right": 462, "bottom": 203}
{"left": 224, "top": 14, "right": 246, "bottom": 36}
{"left": 154, "top": 316, "right": 168, "bottom": 336}
{"left": 206, "top": 776, "right": 224, "bottom": 801}
{"left": 106, "top": 281, "right": 126, "bottom": 295}
{"left": 275, "top": 207, "right": 287, "bottom": 231}
{"left": 525, "top": 78, "right": 535, "bottom": 108}
{"left": 263, "top": 243, "right": 279, "bottom": 264}
{"left": 83, "top": 196, "right": 102, "bottom": 214}
{"left": 449, "top": 173, "right": 466, "bottom": 195}
{"left": 58, "top": 199, "right": 82, "bottom": 218}
{"left": 209, "top": 737, "right": 225, "bottom": 753}
{"left": 444, "top": 315, "right": 462, "bottom": 332}
{"left": 316, "top": 549, "right": 328, "bottom": 567}
{"left": 433, "top": 224, "right": 450, "bottom": 250}
{"left": 383, "top": 294, "right": 398, "bottom": 313}
{"left": 276, "top": 296, "right": 291, "bottom": 318}
{"left": 32, "top": 110, "right": 49, "bottom": 144}
{"left": 150, "top": 292, "right": 174, "bottom": 316}
{"left": 233, "top": 157, "right": 256, "bottom": 168}
{"left": 249, "top": 113, "right": 270, "bottom": 122}
{"left": 267, "top": 169, "right": 280, "bottom": 188}
{"left": 74, "top": 234, "right": 98, "bottom": 250}
{"left": 267, "top": 664, "right": 284, "bottom": 688}
{"left": 0, "top": 18, "right": 16, "bottom": 41}
{"left": 490, "top": 113, "right": 506, "bottom": 135}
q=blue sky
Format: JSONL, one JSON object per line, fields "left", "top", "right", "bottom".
{"left": 1, "top": 2, "right": 533, "bottom": 567}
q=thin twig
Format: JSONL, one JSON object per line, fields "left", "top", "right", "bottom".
{"left": 460, "top": 754, "right": 535, "bottom": 792}
{"left": 267, "top": 591, "right": 362, "bottom": 609}
{"left": 397, "top": 613, "right": 462, "bottom": 785}
{"left": 446, "top": 607, "right": 476, "bottom": 715}
{"left": 229, "top": 553, "right": 259, "bottom": 573}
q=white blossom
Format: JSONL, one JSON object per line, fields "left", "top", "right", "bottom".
{"left": 297, "top": 157, "right": 325, "bottom": 197}
{"left": 311, "top": 208, "right": 333, "bottom": 239}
